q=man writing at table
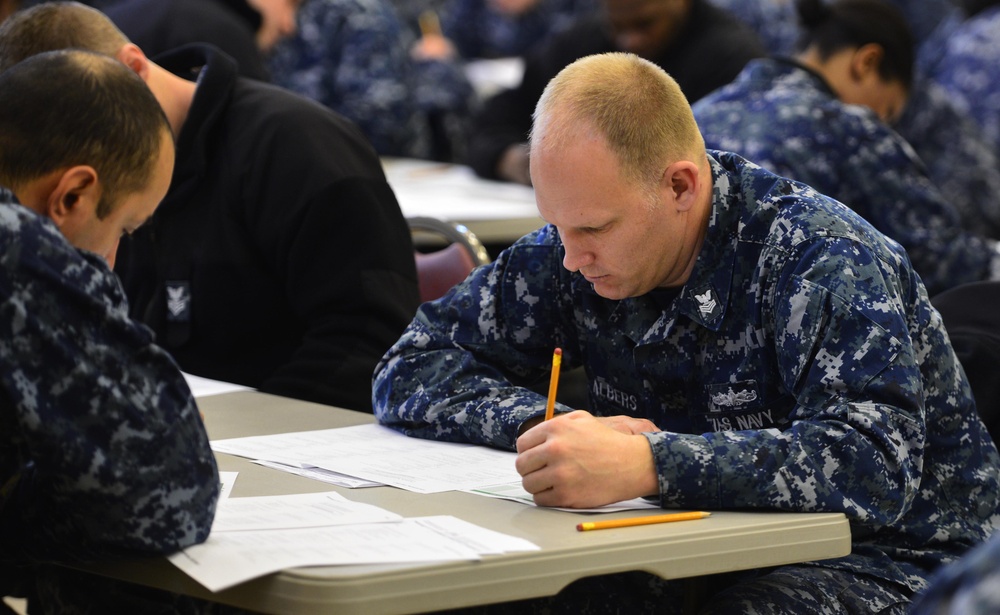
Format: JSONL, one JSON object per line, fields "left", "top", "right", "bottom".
{"left": 0, "top": 50, "right": 218, "bottom": 613}
{"left": 374, "top": 52, "right": 1000, "bottom": 612}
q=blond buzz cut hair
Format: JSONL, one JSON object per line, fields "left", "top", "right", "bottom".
{"left": 530, "top": 52, "right": 705, "bottom": 192}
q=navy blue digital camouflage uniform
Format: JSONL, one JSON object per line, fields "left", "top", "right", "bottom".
{"left": 267, "top": 0, "right": 474, "bottom": 159}
{"left": 708, "top": 0, "right": 1000, "bottom": 244}
{"left": 691, "top": 57, "right": 1000, "bottom": 295}
{"left": 707, "top": 0, "right": 962, "bottom": 58}
{"left": 440, "top": 0, "right": 598, "bottom": 59}
{"left": 374, "top": 151, "right": 1000, "bottom": 612}
{"left": 894, "top": 78, "right": 1000, "bottom": 240}
{"left": 880, "top": 7, "right": 1000, "bottom": 245}
{"left": 924, "top": 5, "right": 1000, "bottom": 163}
{"left": 0, "top": 197, "right": 220, "bottom": 610}
{"left": 706, "top": 0, "right": 799, "bottom": 55}
{"left": 908, "top": 531, "right": 1000, "bottom": 615}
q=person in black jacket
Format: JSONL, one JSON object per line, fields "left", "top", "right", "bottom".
{"left": 0, "top": 2, "right": 422, "bottom": 413}
{"left": 467, "top": 0, "right": 766, "bottom": 184}
{"left": 104, "top": 0, "right": 271, "bottom": 81}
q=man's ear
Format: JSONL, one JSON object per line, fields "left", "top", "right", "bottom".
{"left": 46, "top": 166, "right": 100, "bottom": 228}
{"left": 849, "top": 43, "right": 884, "bottom": 83}
{"left": 115, "top": 43, "right": 151, "bottom": 81}
{"left": 661, "top": 160, "right": 700, "bottom": 212}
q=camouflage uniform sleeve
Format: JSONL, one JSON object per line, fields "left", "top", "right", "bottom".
{"left": 646, "top": 232, "right": 938, "bottom": 527}
{"left": 0, "top": 214, "right": 219, "bottom": 563}
{"left": 373, "top": 226, "right": 577, "bottom": 450}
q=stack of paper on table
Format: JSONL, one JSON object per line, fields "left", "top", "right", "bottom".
{"left": 170, "top": 491, "right": 540, "bottom": 591}
{"left": 211, "top": 423, "right": 658, "bottom": 511}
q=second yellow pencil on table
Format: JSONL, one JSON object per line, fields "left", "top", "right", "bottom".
{"left": 576, "top": 511, "right": 711, "bottom": 531}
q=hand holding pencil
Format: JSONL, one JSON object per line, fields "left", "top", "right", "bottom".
{"left": 514, "top": 346, "right": 660, "bottom": 508}
{"left": 411, "top": 10, "right": 456, "bottom": 61}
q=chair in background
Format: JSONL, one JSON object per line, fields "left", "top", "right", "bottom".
{"left": 409, "top": 216, "right": 490, "bottom": 302}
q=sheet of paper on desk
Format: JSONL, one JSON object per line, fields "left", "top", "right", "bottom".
{"left": 381, "top": 158, "right": 539, "bottom": 221}
{"left": 212, "top": 424, "right": 522, "bottom": 493}
{"left": 182, "top": 372, "right": 252, "bottom": 398}
{"left": 252, "top": 459, "right": 381, "bottom": 488}
{"left": 169, "top": 516, "right": 539, "bottom": 592}
{"left": 210, "top": 491, "right": 401, "bottom": 533}
{"left": 218, "top": 471, "right": 238, "bottom": 499}
{"left": 467, "top": 482, "right": 660, "bottom": 513}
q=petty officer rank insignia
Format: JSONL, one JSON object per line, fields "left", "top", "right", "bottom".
{"left": 690, "top": 285, "right": 721, "bottom": 323}
{"left": 165, "top": 280, "right": 192, "bottom": 323}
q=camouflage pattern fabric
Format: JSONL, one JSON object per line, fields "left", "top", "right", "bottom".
{"left": 909, "top": 531, "right": 1000, "bottom": 615}
{"left": 894, "top": 78, "right": 1000, "bottom": 240}
{"left": 374, "top": 151, "right": 1000, "bottom": 606}
{"left": 439, "top": 0, "right": 599, "bottom": 59}
{"left": 925, "top": 6, "right": 1000, "bottom": 162}
{"left": 691, "top": 57, "right": 1000, "bottom": 295}
{"left": 706, "top": 0, "right": 799, "bottom": 55}
{"left": 268, "top": 0, "right": 473, "bottom": 159}
{"left": 0, "top": 199, "right": 219, "bottom": 566}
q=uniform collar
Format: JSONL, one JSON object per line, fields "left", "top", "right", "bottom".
{"left": 154, "top": 44, "right": 239, "bottom": 187}
{"left": 599, "top": 154, "right": 739, "bottom": 346}
{"left": 680, "top": 152, "right": 740, "bottom": 324}
{"left": 753, "top": 56, "right": 840, "bottom": 101}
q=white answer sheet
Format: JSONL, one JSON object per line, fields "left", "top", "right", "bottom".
{"left": 251, "top": 459, "right": 381, "bottom": 488}
{"left": 210, "top": 491, "right": 400, "bottom": 533}
{"left": 213, "top": 425, "right": 665, "bottom": 513}
{"left": 182, "top": 373, "right": 252, "bottom": 398}
{"left": 218, "top": 472, "right": 238, "bottom": 500}
{"left": 212, "top": 424, "right": 522, "bottom": 493}
{"left": 169, "top": 515, "right": 539, "bottom": 592}
{"left": 468, "top": 482, "right": 661, "bottom": 513}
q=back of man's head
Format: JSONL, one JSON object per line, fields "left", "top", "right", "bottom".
{"left": 0, "top": 48, "right": 170, "bottom": 216}
{"left": 531, "top": 52, "right": 705, "bottom": 190}
{"left": 0, "top": 1, "right": 128, "bottom": 72}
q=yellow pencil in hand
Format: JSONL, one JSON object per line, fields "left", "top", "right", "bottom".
{"left": 418, "top": 10, "right": 442, "bottom": 37}
{"left": 544, "top": 347, "right": 562, "bottom": 421}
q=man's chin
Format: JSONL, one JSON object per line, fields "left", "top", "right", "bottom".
{"left": 591, "top": 279, "right": 632, "bottom": 301}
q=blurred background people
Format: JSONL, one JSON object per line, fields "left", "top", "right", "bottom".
{"left": 267, "top": 0, "right": 476, "bottom": 160}
{"left": 923, "top": 0, "right": 1000, "bottom": 161}
{"left": 692, "top": 0, "right": 1000, "bottom": 295}
{"left": 439, "top": 0, "right": 599, "bottom": 60}
{"left": 463, "top": 0, "right": 765, "bottom": 184}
